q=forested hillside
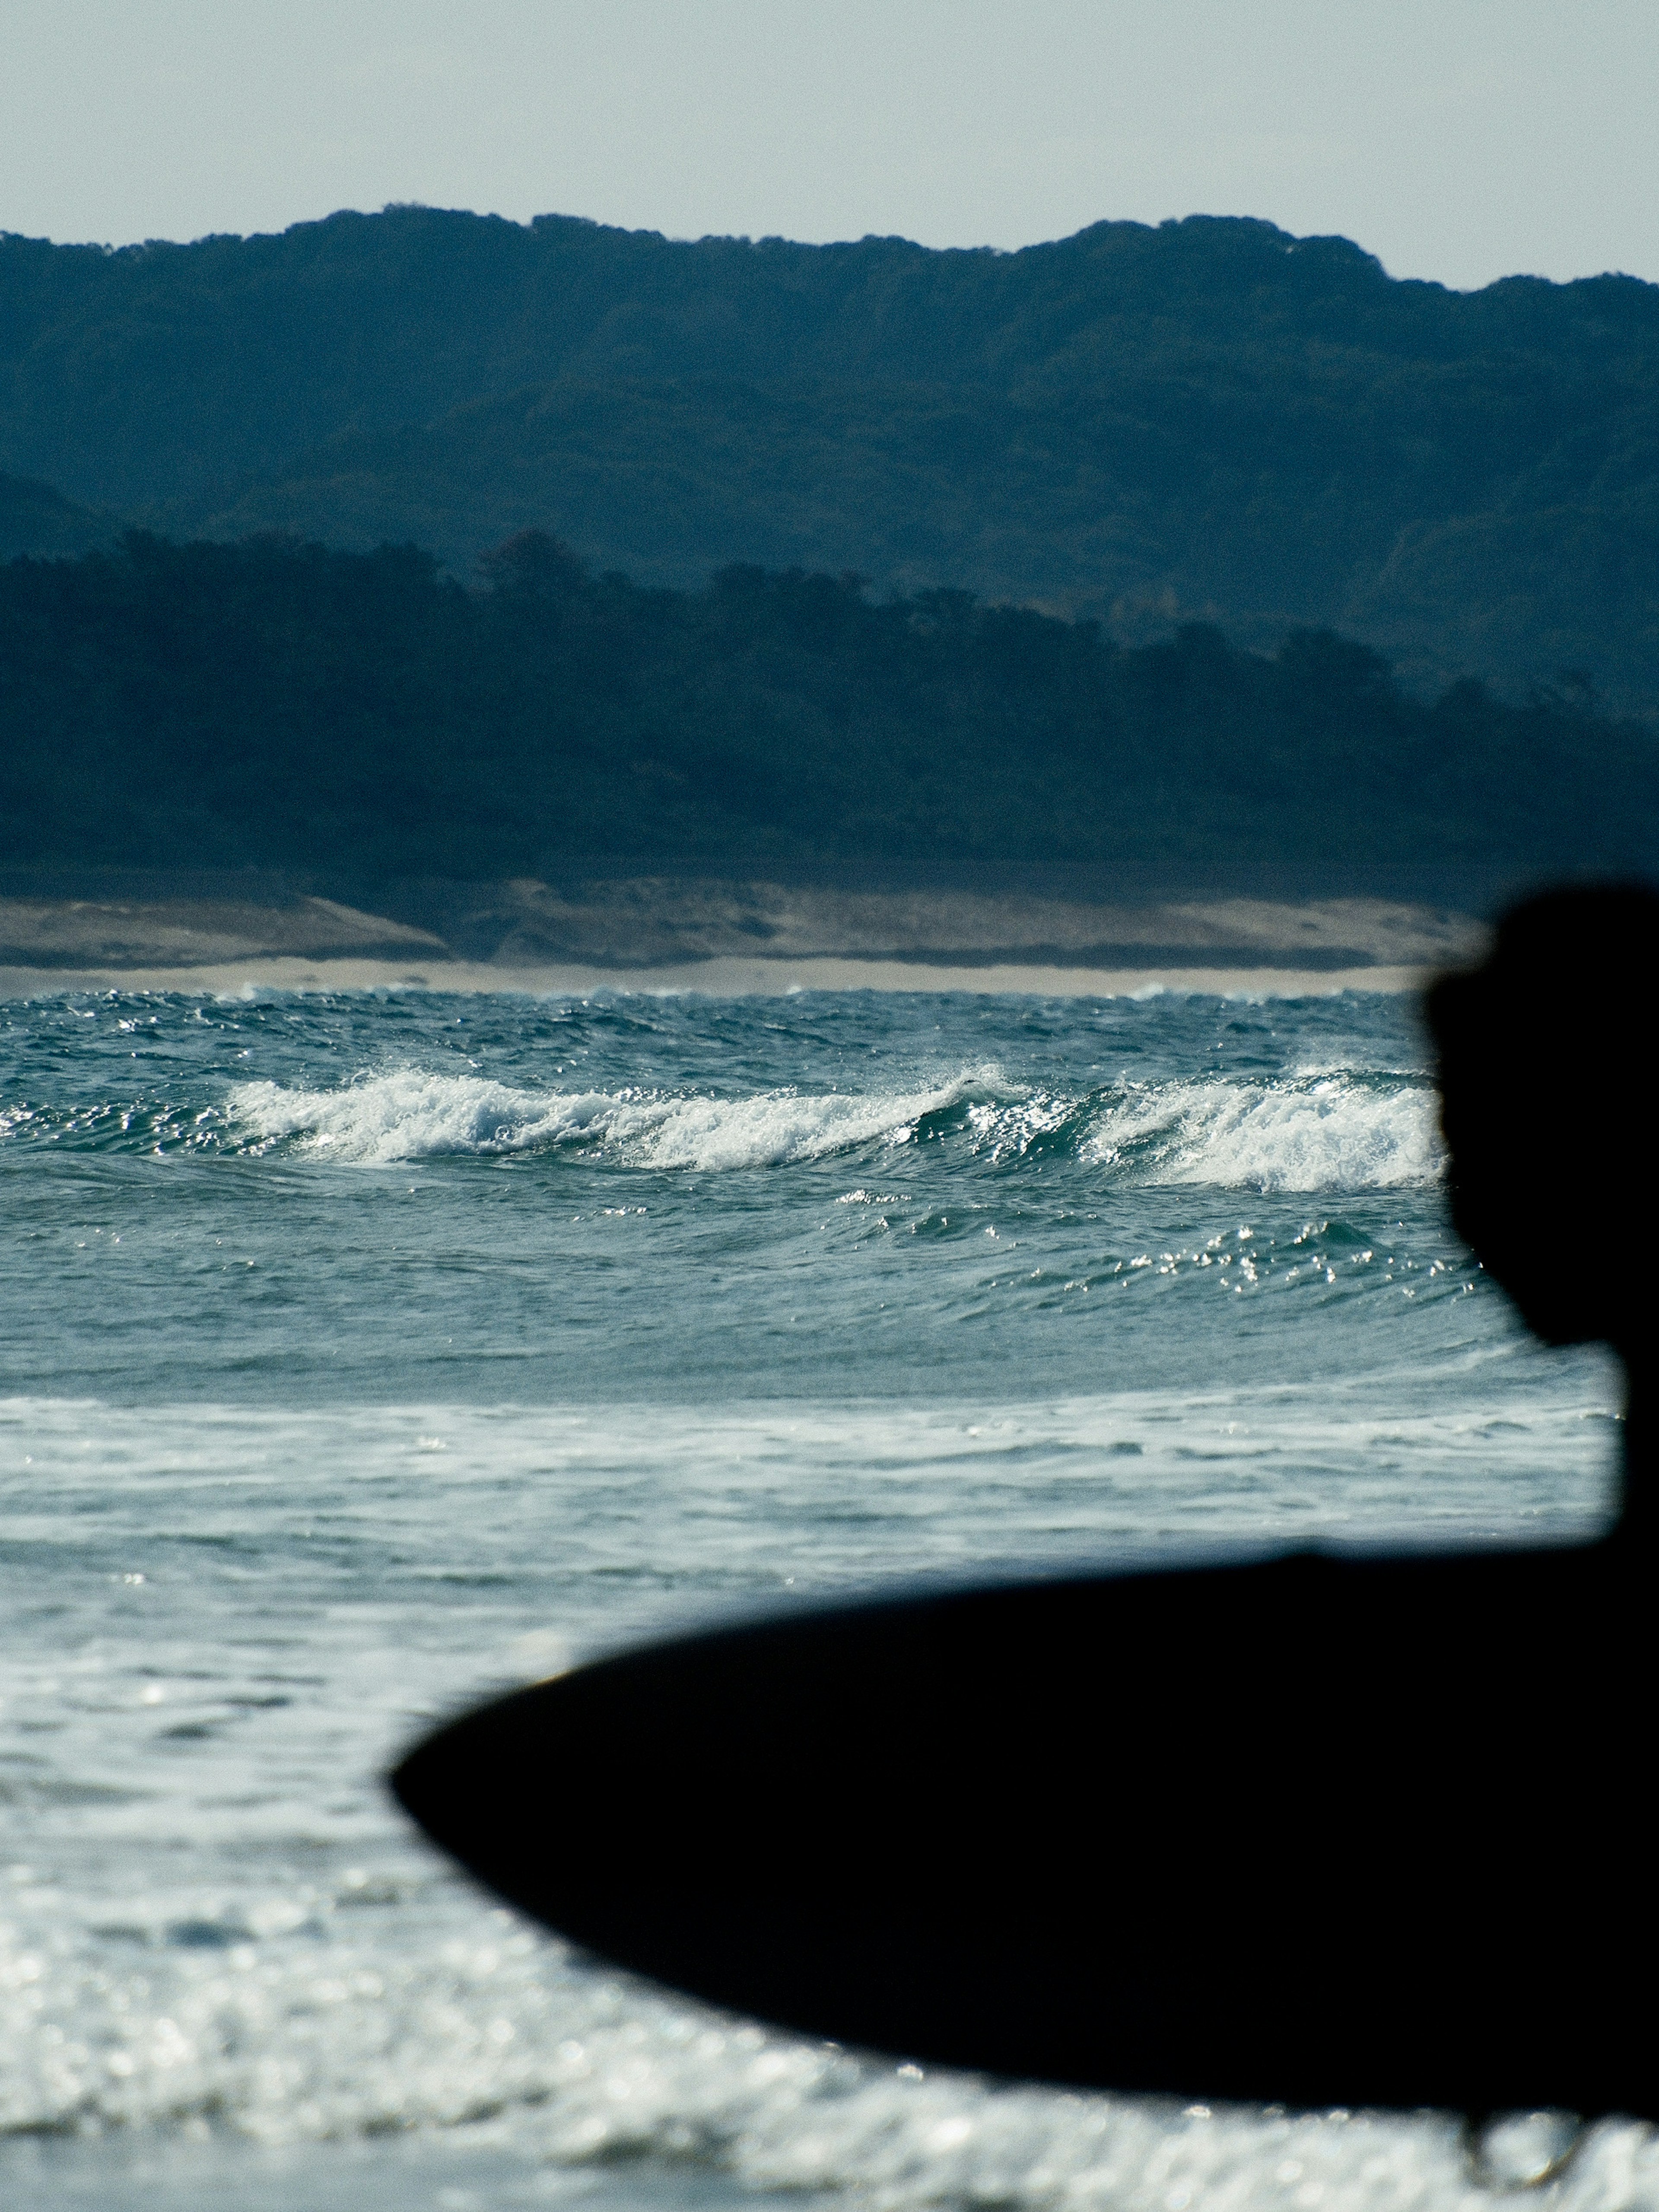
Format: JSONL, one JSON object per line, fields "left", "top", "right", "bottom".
{"left": 1, "top": 208, "right": 1656, "bottom": 715}
{"left": 2, "top": 533, "right": 1652, "bottom": 896}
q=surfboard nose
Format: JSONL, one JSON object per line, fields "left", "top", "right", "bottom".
{"left": 393, "top": 1682, "right": 583, "bottom": 1929}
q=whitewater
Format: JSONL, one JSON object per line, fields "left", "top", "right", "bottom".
{"left": 0, "top": 980, "right": 1633, "bottom": 2210}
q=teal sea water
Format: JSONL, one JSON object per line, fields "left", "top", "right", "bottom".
{"left": 0, "top": 981, "right": 1634, "bottom": 2210}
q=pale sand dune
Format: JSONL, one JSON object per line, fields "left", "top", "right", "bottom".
{"left": 0, "top": 893, "right": 446, "bottom": 967}
{"left": 445, "top": 878, "right": 1488, "bottom": 969}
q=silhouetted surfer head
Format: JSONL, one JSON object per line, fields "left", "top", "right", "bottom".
{"left": 1427, "top": 882, "right": 1658, "bottom": 1540}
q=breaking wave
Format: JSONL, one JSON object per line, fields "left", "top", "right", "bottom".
{"left": 226, "top": 1068, "right": 996, "bottom": 1169}
{"left": 225, "top": 1063, "right": 1439, "bottom": 1188}
{"left": 1081, "top": 1070, "right": 1439, "bottom": 1191}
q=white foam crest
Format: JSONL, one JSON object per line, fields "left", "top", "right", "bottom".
{"left": 228, "top": 1070, "right": 612, "bottom": 1162}
{"left": 227, "top": 1068, "right": 993, "bottom": 1169}
{"left": 1085, "top": 1073, "right": 1441, "bottom": 1192}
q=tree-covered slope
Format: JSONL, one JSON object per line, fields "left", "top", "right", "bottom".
{"left": 2, "top": 533, "right": 1652, "bottom": 896}
{"left": 2, "top": 207, "right": 1656, "bottom": 712}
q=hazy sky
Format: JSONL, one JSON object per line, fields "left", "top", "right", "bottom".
{"left": 3, "top": 0, "right": 1655, "bottom": 290}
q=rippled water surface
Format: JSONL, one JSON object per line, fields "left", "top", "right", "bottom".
{"left": 0, "top": 982, "right": 1630, "bottom": 2210}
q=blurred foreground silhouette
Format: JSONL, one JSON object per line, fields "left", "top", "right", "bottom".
{"left": 1430, "top": 882, "right": 1657, "bottom": 1548}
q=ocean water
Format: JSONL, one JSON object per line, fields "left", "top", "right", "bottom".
{"left": 0, "top": 980, "right": 1638, "bottom": 2212}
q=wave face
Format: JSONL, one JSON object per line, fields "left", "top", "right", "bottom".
{"left": 225, "top": 1063, "right": 1439, "bottom": 1189}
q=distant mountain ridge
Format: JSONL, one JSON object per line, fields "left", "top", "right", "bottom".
{"left": 2, "top": 207, "right": 1656, "bottom": 712}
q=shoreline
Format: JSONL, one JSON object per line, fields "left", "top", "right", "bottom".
{"left": 0, "top": 884, "right": 1484, "bottom": 999}
{"left": 0, "top": 953, "right": 1441, "bottom": 997}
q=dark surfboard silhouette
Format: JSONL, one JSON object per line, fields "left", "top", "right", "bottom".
{"left": 392, "top": 885, "right": 1659, "bottom": 2119}
{"left": 394, "top": 1534, "right": 1649, "bottom": 2116}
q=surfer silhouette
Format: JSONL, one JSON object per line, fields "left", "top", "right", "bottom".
{"left": 1427, "top": 881, "right": 1655, "bottom": 1551}
{"left": 396, "top": 882, "right": 1658, "bottom": 2122}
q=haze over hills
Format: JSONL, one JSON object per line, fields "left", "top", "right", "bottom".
{"left": 2, "top": 205, "right": 1657, "bottom": 717}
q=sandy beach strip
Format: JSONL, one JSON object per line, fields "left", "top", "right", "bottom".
{"left": 0, "top": 952, "right": 1443, "bottom": 998}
